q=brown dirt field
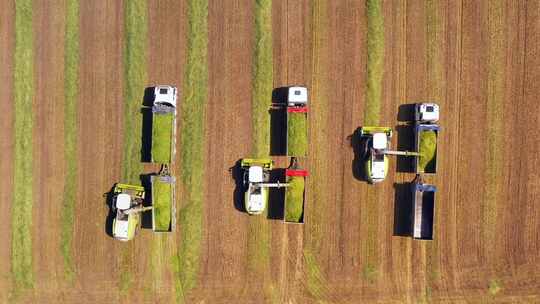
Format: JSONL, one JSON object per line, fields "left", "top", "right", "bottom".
{"left": 0, "top": 0, "right": 539, "bottom": 303}
{"left": 0, "top": 1, "right": 14, "bottom": 301}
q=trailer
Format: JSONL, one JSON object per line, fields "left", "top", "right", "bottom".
{"left": 414, "top": 124, "right": 439, "bottom": 174}
{"left": 411, "top": 177, "right": 436, "bottom": 240}
{"left": 286, "top": 86, "right": 308, "bottom": 157}
{"left": 151, "top": 172, "right": 176, "bottom": 232}
{"left": 151, "top": 85, "right": 177, "bottom": 164}
{"left": 283, "top": 169, "right": 308, "bottom": 224}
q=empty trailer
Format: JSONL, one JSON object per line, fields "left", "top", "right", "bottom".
{"left": 411, "top": 178, "right": 436, "bottom": 240}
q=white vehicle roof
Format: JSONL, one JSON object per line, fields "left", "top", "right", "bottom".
{"left": 371, "top": 158, "right": 386, "bottom": 180}
{"left": 114, "top": 219, "right": 129, "bottom": 240}
{"left": 288, "top": 86, "right": 308, "bottom": 104}
{"left": 417, "top": 103, "right": 439, "bottom": 122}
{"left": 372, "top": 133, "right": 388, "bottom": 150}
{"left": 117, "top": 193, "right": 131, "bottom": 210}
{"left": 247, "top": 192, "right": 265, "bottom": 213}
{"left": 154, "top": 85, "right": 177, "bottom": 107}
{"left": 248, "top": 166, "right": 264, "bottom": 183}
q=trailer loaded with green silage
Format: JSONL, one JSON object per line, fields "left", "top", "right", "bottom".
{"left": 151, "top": 172, "right": 176, "bottom": 232}
{"left": 286, "top": 86, "right": 308, "bottom": 157}
{"left": 414, "top": 124, "right": 439, "bottom": 174}
{"left": 283, "top": 164, "right": 308, "bottom": 224}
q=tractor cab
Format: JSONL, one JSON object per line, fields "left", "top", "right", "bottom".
{"left": 112, "top": 184, "right": 146, "bottom": 241}
{"left": 154, "top": 85, "right": 177, "bottom": 107}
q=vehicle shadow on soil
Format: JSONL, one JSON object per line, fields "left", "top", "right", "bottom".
{"left": 104, "top": 185, "right": 117, "bottom": 238}
{"left": 393, "top": 182, "right": 413, "bottom": 237}
{"left": 348, "top": 127, "right": 370, "bottom": 182}
{"left": 140, "top": 174, "right": 154, "bottom": 229}
{"left": 270, "top": 87, "right": 288, "bottom": 156}
{"left": 396, "top": 103, "right": 417, "bottom": 173}
{"left": 141, "top": 87, "right": 155, "bottom": 162}
{"left": 230, "top": 160, "right": 246, "bottom": 213}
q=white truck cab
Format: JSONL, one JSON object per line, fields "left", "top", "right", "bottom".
{"left": 287, "top": 86, "right": 308, "bottom": 107}
{"left": 415, "top": 103, "right": 439, "bottom": 123}
{"left": 154, "top": 85, "right": 177, "bottom": 107}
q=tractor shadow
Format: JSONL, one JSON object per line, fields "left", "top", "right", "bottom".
{"left": 349, "top": 127, "right": 369, "bottom": 182}
{"left": 397, "top": 103, "right": 416, "bottom": 122}
{"left": 393, "top": 182, "right": 413, "bottom": 237}
{"left": 230, "top": 160, "right": 246, "bottom": 213}
{"left": 270, "top": 87, "right": 288, "bottom": 156}
{"left": 141, "top": 87, "right": 155, "bottom": 162}
{"left": 395, "top": 124, "right": 415, "bottom": 173}
{"left": 267, "top": 168, "right": 286, "bottom": 220}
{"left": 104, "top": 185, "right": 117, "bottom": 238}
{"left": 140, "top": 174, "right": 154, "bottom": 229}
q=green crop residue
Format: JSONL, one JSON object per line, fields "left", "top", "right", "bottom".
{"left": 11, "top": 0, "right": 34, "bottom": 293}
{"left": 122, "top": 0, "right": 146, "bottom": 184}
{"left": 364, "top": 0, "right": 384, "bottom": 126}
{"left": 484, "top": 0, "right": 505, "bottom": 259}
{"left": 303, "top": 250, "right": 327, "bottom": 299}
{"left": 60, "top": 0, "right": 79, "bottom": 283}
{"left": 252, "top": 0, "right": 273, "bottom": 158}
{"left": 488, "top": 279, "right": 502, "bottom": 296}
{"left": 287, "top": 113, "right": 308, "bottom": 156}
{"left": 176, "top": 0, "right": 208, "bottom": 301}
{"left": 360, "top": 187, "right": 379, "bottom": 284}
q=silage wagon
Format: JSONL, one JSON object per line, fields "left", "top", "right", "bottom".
{"left": 414, "top": 124, "right": 439, "bottom": 174}
{"left": 283, "top": 158, "right": 308, "bottom": 224}
{"left": 286, "top": 86, "right": 308, "bottom": 157}
{"left": 151, "top": 172, "right": 176, "bottom": 232}
{"left": 151, "top": 85, "right": 177, "bottom": 164}
{"left": 411, "top": 176, "right": 436, "bottom": 240}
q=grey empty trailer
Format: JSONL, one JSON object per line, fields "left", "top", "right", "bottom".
{"left": 411, "top": 180, "right": 436, "bottom": 240}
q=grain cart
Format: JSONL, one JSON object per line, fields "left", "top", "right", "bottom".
{"left": 112, "top": 184, "right": 153, "bottom": 241}
{"left": 359, "top": 127, "right": 419, "bottom": 183}
{"left": 411, "top": 176, "right": 436, "bottom": 240}
{"left": 413, "top": 103, "right": 440, "bottom": 174}
{"left": 286, "top": 86, "right": 308, "bottom": 157}
{"left": 152, "top": 85, "right": 177, "bottom": 164}
{"left": 241, "top": 158, "right": 289, "bottom": 215}
{"left": 151, "top": 165, "right": 176, "bottom": 232}
{"left": 283, "top": 158, "right": 308, "bottom": 224}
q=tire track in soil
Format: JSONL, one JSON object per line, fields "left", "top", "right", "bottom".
{"left": 73, "top": 1, "right": 124, "bottom": 302}
{"left": 0, "top": 1, "right": 14, "bottom": 300}
{"left": 32, "top": 0, "right": 66, "bottom": 295}
{"left": 146, "top": 0, "right": 184, "bottom": 302}
{"left": 191, "top": 0, "right": 252, "bottom": 302}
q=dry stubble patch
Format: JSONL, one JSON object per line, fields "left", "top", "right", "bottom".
{"left": 11, "top": 0, "right": 34, "bottom": 293}
{"left": 360, "top": 0, "right": 384, "bottom": 283}
{"left": 60, "top": 0, "right": 79, "bottom": 283}
{"left": 246, "top": 0, "right": 273, "bottom": 278}
{"left": 175, "top": 0, "right": 208, "bottom": 301}
{"left": 483, "top": 0, "right": 505, "bottom": 262}
{"left": 302, "top": 0, "right": 329, "bottom": 300}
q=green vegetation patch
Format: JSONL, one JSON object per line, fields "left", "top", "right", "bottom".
{"left": 60, "top": 0, "right": 79, "bottom": 283}
{"left": 488, "top": 279, "right": 502, "bottom": 296}
{"left": 176, "top": 0, "right": 208, "bottom": 301}
{"left": 11, "top": 0, "right": 34, "bottom": 292}
{"left": 251, "top": 0, "right": 272, "bottom": 157}
{"left": 153, "top": 180, "right": 172, "bottom": 231}
{"left": 285, "top": 177, "right": 305, "bottom": 222}
{"left": 287, "top": 113, "right": 308, "bottom": 157}
{"left": 418, "top": 130, "right": 437, "bottom": 173}
{"left": 152, "top": 113, "right": 174, "bottom": 163}
{"left": 364, "top": 0, "right": 385, "bottom": 126}
{"left": 303, "top": 250, "right": 326, "bottom": 299}
{"left": 122, "top": 0, "right": 146, "bottom": 184}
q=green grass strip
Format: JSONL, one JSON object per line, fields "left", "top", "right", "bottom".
{"left": 121, "top": 0, "right": 146, "bottom": 184}
{"left": 425, "top": 0, "right": 442, "bottom": 284}
{"left": 364, "top": 0, "right": 384, "bottom": 126}
{"left": 483, "top": 0, "right": 505, "bottom": 258}
{"left": 285, "top": 177, "right": 304, "bottom": 222}
{"left": 287, "top": 113, "right": 308, "bottom": 156}
{"left": 176, "top": 0, "right": 208, "bottom": 301}
{"left": 359, "top": 0, "right": 385, "bottom": 284}
{"left": 11, "top": 0, "right": 34, "bottom": 293}
{"left": 153, "top": 179, "right": 172, "bottom": 231}
{"left": 252, "top": 0, "right": 272, "bottom": 158}
{"left": 60, "top": 0, "right": 79, "bottom": 283}
{"left": 246, "top": 0, "right": 272, "bottom": 282}
{"left": 302, "top": 0, "right": 329, "bottom": 299}
{"left": 152, "top": 113, "right": 174, "bottom": 163}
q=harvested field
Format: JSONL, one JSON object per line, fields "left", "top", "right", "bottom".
{"left": 0, "top": 0, "right": 538, "bottom": 303}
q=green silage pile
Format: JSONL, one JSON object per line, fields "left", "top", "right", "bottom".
{"left": 418, "top": 130, "right": 437, "bottom": 173}
{"left": 285, "top": 177, "right": 305, "bottom": 222}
